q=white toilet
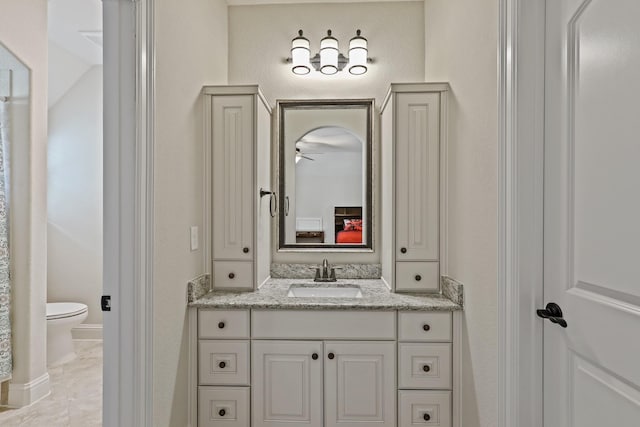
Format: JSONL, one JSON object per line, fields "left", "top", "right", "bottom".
{"left": 46, "top": 302, "right": 88, "bottom": 366}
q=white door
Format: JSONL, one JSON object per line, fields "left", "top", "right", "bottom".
{"left": 544, "top": 0, "right": 640, "bottom": 425}
{"left": 324, "top": 341, "right": 395, "bottom": 427}
{"left": 252, "top": 340, "right": 323, "bottom": 427}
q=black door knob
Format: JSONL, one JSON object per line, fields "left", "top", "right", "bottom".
{"left": 218, "top": 361, "right": 226, "bottom": 369}
{"left": 312, "top": 353, "right": 318, "bottom": 360}
{"left": 219, "top": 409, "right": 226, "bottom": 417}
{"left": 328, "top": 352, "right": 335, "bottom": 360}
{"left": 423, "top": 324, "right": 431, "bottom": 331}
{"left": 415, "top": 274, "right": 422, "bottom": 281}
{"left": 243, "top": 247, "right": 250, "bottom": 253}
{"left": 423, "top": 365, "right": 431, "bottom": 372}
{"left": 400, "top": 247, "right": 407, "bottom": 254}
{"left": 536, "top": 302, "right": 568, "bottom": 328}
{"left": 218, "top": 322, "right": 225, "bottom": 329}
{"left": 423, "top": 413, "right": 431, "bottom": 421}
{"left": 228, "top": 272, "right": 235, "bottom": 279}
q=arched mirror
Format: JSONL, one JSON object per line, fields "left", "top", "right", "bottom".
{"left": 277, "top": 99, "right": 373, "bottom": 250}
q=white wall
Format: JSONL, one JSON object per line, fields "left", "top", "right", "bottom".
{"left": 296, "top": 152, "right": 363, "bottom": 243}
{"left": 152, "top": 0, "right": 228, "bottom": 425}
{"left": 424, "top": 1, "right": 498, "bottom": 426}
{"left": 47, "top": 65, "right": 103, "bottom": 326}
{"left": 0, "top": 0, "right": 49, "bottom": 406}
{"left": 47, "top": 41, "right": 91, "bottom": 108}
{"left": 228, "top": 1, "right": 425, "bottom": 105}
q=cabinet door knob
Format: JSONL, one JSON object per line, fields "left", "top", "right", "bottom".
{"left": 218, "top": 322, "right": 225, "bottom": 329}
{"left": 415, "top": 274, "right": 422, "bottom": 281}
{"left": 400, "top": 247, "right": 407, "bottom": 254}
{"left": 423, "top": 324, "right": 430, "bottom": 332}
{"left": 423, "top": 413, "right": 431, "bottom": 421}
{"left": 228, "top": 272, "right": 235, "bottom": 279}
{"left": 422, "top": 364, "right": 431, "bottom": 372}
{"left": 328, "top": 352, "right": 335, "bottom": 360}
{"left": 243, "top": 247, "right": 250, "bottom": 253}
{"left": 218, "top": 361, "right": 226, "bottom": 369}
{"left": 312, "top": 353, "right": 319, "bottom": 360}
{"left": 219, "top": 409, "right": 226, "bottom": 417}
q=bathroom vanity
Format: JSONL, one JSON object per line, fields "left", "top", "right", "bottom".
{"left": 189, "top": 83, "right": 462, "bottom": 427}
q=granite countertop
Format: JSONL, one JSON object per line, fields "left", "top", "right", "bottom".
{"left": 189, "top": 278, "right": 462, "bottom": 311}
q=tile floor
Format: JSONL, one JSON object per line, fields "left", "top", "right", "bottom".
{"left": 0, "top": 340, "right": 102, "bottom": 426}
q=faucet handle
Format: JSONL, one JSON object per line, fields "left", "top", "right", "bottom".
{"left": 330, "top": 268, "right": 336, "bottom": 280}
{"left": 314, "top": 268, "right": 321, "bottom": 280}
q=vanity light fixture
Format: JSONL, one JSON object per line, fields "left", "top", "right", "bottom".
{"left": 291, "top": 30, "right": 311, "bottom": 75}
{"left": 288, "top": 29, "right": 371, "bottom": 75}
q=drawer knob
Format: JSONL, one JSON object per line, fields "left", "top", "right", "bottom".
{"left": 219, "top": 409, "right": 226, "bottom": 417}
{"left": 423, "top": 413, "right": 431, "bottom": 421}
{"left": 328, "top": 352, "right": 335, "bottom": 360}
{"left": 400, "top": 247, "right": 407, "bottom": 254}
{"left": 422, "top": 364, "right": 431, "bottom": 372}
{"left": 312, "top": 353, "right": 319, "bottom": 360}
{"left": 415, "top": 274, "right": 422, "bottom": 281}
{"left": 228, "top": 272, "right": 235, "bottom": 279}
{"left": 423, "top": 324, "right": 431, "bottom": 332}
{"left": 218, "top": 322, "right": 225, "bottom": 329}
{"left": 218, "top": 361, "right": 226, "bottom": 369}
{"left": 243, "top": 247, "right": 250, "bottom": 253}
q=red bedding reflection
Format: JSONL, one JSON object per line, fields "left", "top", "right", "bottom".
{"left": 336, "top": 230, "right": 362, "bottom": 244}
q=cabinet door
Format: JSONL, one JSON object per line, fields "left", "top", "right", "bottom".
{"left": 324, "top": 341, "right": 395, "bottom": 427}
{"left": 212, "top": 95, "right": 254, "bottom": 261}
{"left": 252, "top": 341, "right": 323, "bottom": 427}
{"left": 395, "top": 92, "right": 440, "bottom": 261}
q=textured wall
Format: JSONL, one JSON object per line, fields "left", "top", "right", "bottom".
{"left": 424, "top": 0, "right": 499, "bottom": 426}
{"left": 228, "top": 1, "right": 425, "bottom": 106}
{"left": 152, "top": 0, "right": 228, "bottom": 425}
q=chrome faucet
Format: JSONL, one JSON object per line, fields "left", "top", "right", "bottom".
{"left": 314, "top": 258, "right": 337, "bottom": 282}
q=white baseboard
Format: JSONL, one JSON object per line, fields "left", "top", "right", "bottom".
{"left": 72, "top": 323, "right": 103, "bottom": 340}
{"left": 7, "top": 372, "right": 50, "bottom": 408}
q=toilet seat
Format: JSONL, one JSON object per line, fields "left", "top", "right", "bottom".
{"left": 47, "top": 302, "right": 88, "bottom": 320}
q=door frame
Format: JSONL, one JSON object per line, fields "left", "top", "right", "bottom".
{"left": 497, "top": 0, "right": 546, "bottom": 426}
{"left": 103, "top": 0, "right": 154, "bottom": 425}
{"left": 104, "top": 0, "right": 547, "bottom": 424}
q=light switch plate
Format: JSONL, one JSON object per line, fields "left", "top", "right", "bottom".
{"left": 190, "top": 226, "right": 199, "bottom": 251}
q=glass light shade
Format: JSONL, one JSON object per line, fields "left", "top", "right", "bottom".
{"left": 349, "top": 30, "right": 368, "bottom": 75}
{"left": 320, "top": 30, "right": 339, "bottom": 75}
{"left": 291, "top": 30, "right": 310, "bottom": 75}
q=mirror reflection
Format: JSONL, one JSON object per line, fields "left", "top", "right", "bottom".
{"left": 278, "top": 100, "right": 373, "bottom": 250}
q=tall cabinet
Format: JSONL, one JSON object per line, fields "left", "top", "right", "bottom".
{"left": 204, "top": 85, "right": 272, "bottom": 290}
{"left": 381, "top": 83, "right": 449, "bottom": 292}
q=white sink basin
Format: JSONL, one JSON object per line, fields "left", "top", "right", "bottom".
{"left": 287, "top": 284, "right": 363, "bottom": 298}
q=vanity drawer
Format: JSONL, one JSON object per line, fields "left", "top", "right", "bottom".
{"left": 398, "top": 343, "right": 452, "bottom": 389}
{"left": 199, "top": 310, "right": 250, "bottom": 339}
{"left": 252, "top": 310, "right": 396, "bottom": 340}
{"left": 398, "top": 312, "right": 452, "bottom": 342}
{"left": 395, "top": 262, "right": 439, "bottom": 292}
{"left": 198, "top": 386, "right": 249, "bottom": 427}
{"left": 213, "top": 261, "right": 253, "bottom": 290}
{"left": 199, "top": 340, "right": 250, "bottom": 386}
{"left": 398, "top": 390, "right": 452, "bottom": 427}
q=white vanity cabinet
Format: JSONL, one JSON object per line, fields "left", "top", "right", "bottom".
{"left": 204, "top": 85, "right": 272, "bottom": 291}
{"left": 381, "top": 83, "right": 449, "bottom": 292}
{"left": 251, "top": 340, "right": 395, "bottom": 427}
{"left": 190, "top": 308, "right": 459, "bottom": 427}
{"left": 251, "top": 340, "right": 323, "bottom": 427}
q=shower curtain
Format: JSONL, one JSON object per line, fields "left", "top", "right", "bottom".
{"left": 0, "top": 98, "right": 11, "bottom": 382}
